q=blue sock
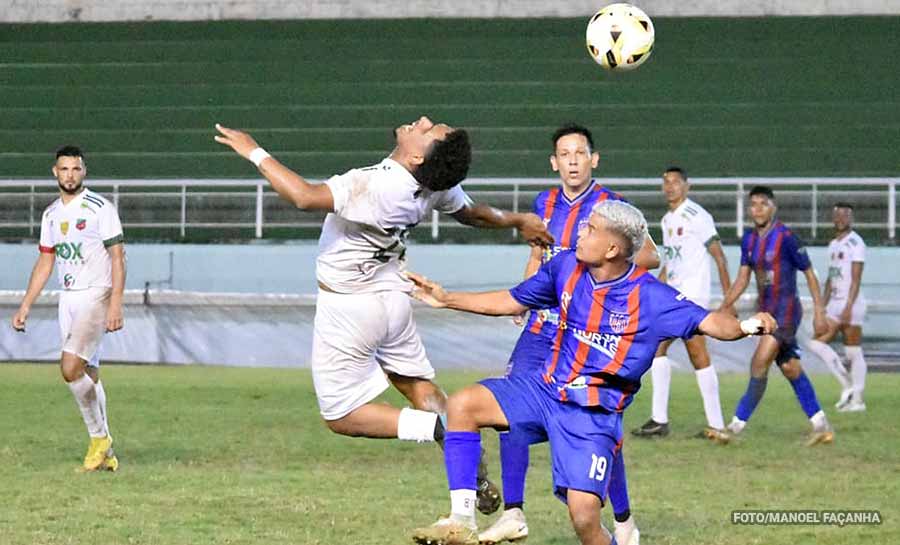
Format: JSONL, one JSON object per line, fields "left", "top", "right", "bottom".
{"left": 499, "top": 432, "right": 528, "bottom": 508}
{"left": 445, "top": 431, "right": 481, "bottom": 491}
{"left": 735, "top": 376, "right": 768, "bottom": 422}
{"left": 608, "top": 450, "right": 630, "bottom": 520}
{"left": 789, "top": 371, "right": 822, "bottom": 418}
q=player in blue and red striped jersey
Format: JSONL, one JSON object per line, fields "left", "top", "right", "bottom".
{"left": 720, "top": 185, "right": 834, "bottom": 446}
{"left": 480, "top": 124, "right": 659, "bottom": 545}
{"left": 409, "top": 200, "right": 775, "bottom": 545}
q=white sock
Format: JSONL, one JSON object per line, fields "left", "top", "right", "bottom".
{"left": 695, "top": 366, "right": 725, "bottom": 430}
{"left": 614, "top": 515, "right": 636, "bottom": 545}
{"left": 650, "top": 356, "right": 671, "bottom": 424}
{"left": 67, "top": 374, "right": 106, "bottom": 438}
{"left": 810, "top": 410, "right": 828, "bottom": 430}
{"left": 845, "top": 346, "right": 867, "bottom": 402}
{"left": 728, "top": 416, "right": 746, "bottom": 434}
{"left": 95, "top": 380, "right": 110, "bottom": 438}
{"left": 397, "top": 407, "right": 438, "bottom": 442}
{"left": 807, "top": 340, "right": 851, "bottom": 390}
{"left": 449, "top": 489, "right": 477, "bottom": 524}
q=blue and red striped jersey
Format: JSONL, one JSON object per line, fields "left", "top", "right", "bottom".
{"left": 740, "top": 221, "right": 811, "bottom": 331}
{"left": 525, "top": 181, "right": 625, "bottom": 338}
{"left": 510, "top": 250, "right": 710, "bottom": 412}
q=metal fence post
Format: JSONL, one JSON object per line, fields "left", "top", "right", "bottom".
{"left": 113, "top": 184, "right": 119, "bottom": 208}
{"left": 736, "top": 180, "right": 744, "bottom": 237}
{"left": 889, "top": 181, "right": 896, "bottom": 240}
{"left": 29, "top": 184, "right": 35, "bottom": 236}
{"left": 512, "top": 181, "right": 520, "bottom": 239}
{"left": 180, "top": 184, "right": 187, "bottom": 238}
{"left": 431, "top": 210, "right": 439, "bottom": 240}
{"left": 255, "top": 182, "right": 264, "bottom": 238}
{"left": 811, "top": 183, "right": 818, "bottom": 239}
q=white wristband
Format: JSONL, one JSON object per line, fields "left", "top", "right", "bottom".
{"left": 249, "top": 147, "right": 271, "bottom": 167}
{"left": 740, "top": 318, "right": 763, "bottom": 335}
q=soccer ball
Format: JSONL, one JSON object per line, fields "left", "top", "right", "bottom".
{"left": 585, "top": 3, "right": 655, "bottom": 71}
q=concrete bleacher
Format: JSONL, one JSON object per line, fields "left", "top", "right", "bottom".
{"left": 2, "top": 16, "right": 899, "bottom": 179}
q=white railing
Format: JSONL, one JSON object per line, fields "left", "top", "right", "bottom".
{"left": 2, "top": 177, "right": 897, "bottom": 240}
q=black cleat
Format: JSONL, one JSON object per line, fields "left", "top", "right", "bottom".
{"left": 476, "top": 477, "right": 502, "bottom": 515}
{"left": 631, "top": 418, "right": 670, "bottom": 438}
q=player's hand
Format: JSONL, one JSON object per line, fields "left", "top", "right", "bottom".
{"left": 106, "top": 304, "right": 124, "bottom": 332}
{"left": 11, "top": 306, "right": 28, "bottom": 332}
{"left": 512, "top": 312, "right": 527, "bottom": 326}
{"left": 746, "top": 312, "right": 777, "bottom": 335}
{"left": 518, "top": 213, "right": 554, "bottom": 247}
{"left": 405, "top": 272, "right": 449, "bottom": 308}
{"left": 213, "top": 124, "right": 261, "bottom": 160}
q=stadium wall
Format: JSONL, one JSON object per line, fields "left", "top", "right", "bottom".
{"left": 4, "top": 0, "right": 900, "bottom": 23}
{"left": 2, "top": 244, "right": 898, "bottom": 369}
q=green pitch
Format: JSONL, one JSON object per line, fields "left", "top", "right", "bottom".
{"left": 0, "top": 364, "right": 896, "bottom": 544}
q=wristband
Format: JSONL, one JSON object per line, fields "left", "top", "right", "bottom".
{"left": 249, "top": 147, "right": 271, "bottom": 167}
{"left": 739, "top": 318, "right": 763, "bottom": 335}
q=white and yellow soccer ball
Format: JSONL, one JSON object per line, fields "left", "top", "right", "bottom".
{"left": 585, "top": 3, "right": 655, "bottom": 71}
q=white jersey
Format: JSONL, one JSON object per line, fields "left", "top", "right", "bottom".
{"left": 39, "top": 189, "right": 124, "bottom": 291}
{"left": 660, "top": 198, "right": 719, "bottom": 306}
{"left": 827, "top": 230, "right": 866, "bottom": 301}
{"left": 317, "top": 158, "right": 470, "bottom": 294}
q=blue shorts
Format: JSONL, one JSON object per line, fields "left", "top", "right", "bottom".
{"left": 481, "top": 373, "right": 623, "bottom": 503}
{"left": 506, "top": 330, "right": 553, "bottom": 377}
{"left": 769, "top": 301, "right": 802, "bottom": 365}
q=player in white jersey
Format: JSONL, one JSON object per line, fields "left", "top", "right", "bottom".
{"left": 806, "top": 203, "right": 868, "bottom": 411}
{"left": 632, "top": 167, "right": 733, "bottom": 443}
{"left": 215, "top": 117, "right": 551, "bottom": 514}
{"left": 11, "top": 146, "right": 125, "bottom": 472}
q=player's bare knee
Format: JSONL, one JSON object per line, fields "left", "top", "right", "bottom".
{"left": 59, "top": 353, "right": 85, "bottom": 382}
{"left": 323, "top": 416, "right": 357, "bottom": 436}
{"left": 780, "top": 361, "right": 802, "bottom": 380}
{"left": 567, "top": 497, "right": 603, "bottom": 540}
{"left": 446, "top": 387, "right": 480, "bottom": 426}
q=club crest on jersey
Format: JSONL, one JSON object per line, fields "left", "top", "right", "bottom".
{"left": 608, "top": 312, "right": 630, "bottom": 334}
{"left": 76, "top": 218, "right": 87, "bottom": 231}
{"left": 60, "top": 221, "right": 69, "bottom": 235}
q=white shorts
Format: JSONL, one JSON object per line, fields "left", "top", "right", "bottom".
{"left": 311, "top": 289, "right": 434, "bottom": 421}
{"left": 59, "top": 287, "right": 111, "bottom": 367}
{"left": 826, "top": 297, "right": 867, "bottom": 326}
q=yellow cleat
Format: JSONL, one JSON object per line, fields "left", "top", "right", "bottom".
{"left": 82, "top": 436, "right": 113, "bottom": 472}
{"left": 806, "top": 429, "right": 835, "bottom": 447}
{"left": 703, "top": 427, "right": 732, "bottom": 445}
{"left": 102, "top": 449, "right": 119, "bottom": 472}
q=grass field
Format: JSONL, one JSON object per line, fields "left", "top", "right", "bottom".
{"left": 0, "top": 363, "right": 897, "bottom": 545}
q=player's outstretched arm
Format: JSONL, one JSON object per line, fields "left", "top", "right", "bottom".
{"left": 451, "top": 204, "right": 554, "bottom": 247}
{"left": 11, "top": 253, "right": 54, "bottom": 332}
{"left": 214, "top": 124, "right": 334, "bottom": 211}
{"left": 698, "top": 311, "right": 777, "bottom": 341}
{"left": 406, "top": 272, "right": 528, "bottom": 316}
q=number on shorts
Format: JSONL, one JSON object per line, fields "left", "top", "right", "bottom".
{"left": 589, "top": 453, "right": 607, "bottom": 482}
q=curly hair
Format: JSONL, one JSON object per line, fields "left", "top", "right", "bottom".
{"left": 413, "top": 129, "right": 471, "bottom": 192}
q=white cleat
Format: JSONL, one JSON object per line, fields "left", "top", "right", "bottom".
{"left": 838, "top": 401, "right": 866, "bottom": 413}
{"left": 835, "top": 388, "right": 854, "bottom": 410}
{"left": 727, "top": 417, "right": 746, "bottom": 435}
{"left": 478, "top": 508, "right": 528, "bottom": 544}
{"left": 614, "top": 516, "right": 640, "bottom": 545}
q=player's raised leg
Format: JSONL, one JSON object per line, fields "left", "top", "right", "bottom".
{"left": 807, "top": 320, "right": 853, "bottom": 408}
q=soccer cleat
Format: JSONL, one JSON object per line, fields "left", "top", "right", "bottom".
{"left": 411, "top": 516, "right": 478, "bottom": 545}
{"left": 614, "top": 526, "right": 640, "bottom": 545}
{"left": 630, "top": 419, "right": 669, "bottom": 438}
{"left": 838, "top": 401, "right": 866, "bottom": 413}
{"left": 806, "top": 424, "right": 835, "bottom": 447}
{"left": 82, "top": 436, "right": 113, "bottom": 472}
{"left": 727, "top": 417, "right": 746, "bottom": 435}
{"left": 478, "top": 508, "right": 528, "bottom": 544}
{"left": 102, "top": 449, "right": 119, "bottom": 472}
{"left": 835, "top": 388, "right": 854, "bottom": 410}
{"left": 476, "top": 477, "right": 501, "bottom": 515}
{"left": 697, "top": 427, "right": 731, "bottom": 445}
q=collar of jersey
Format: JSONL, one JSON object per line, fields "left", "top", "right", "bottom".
{"left": 381, "top": 157, "right": 419, "bottom": 188}
{"left": 669, "top": 197, "right": 693, "bottom": 217}
{"left": 61, "top": 189, "right": 87, "bottom": 209}
{"left": 588, "top": 262, "right": 636, "bottom": 290}
{"left": 559, "top": 179, "right": 598, "bottom": 205}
